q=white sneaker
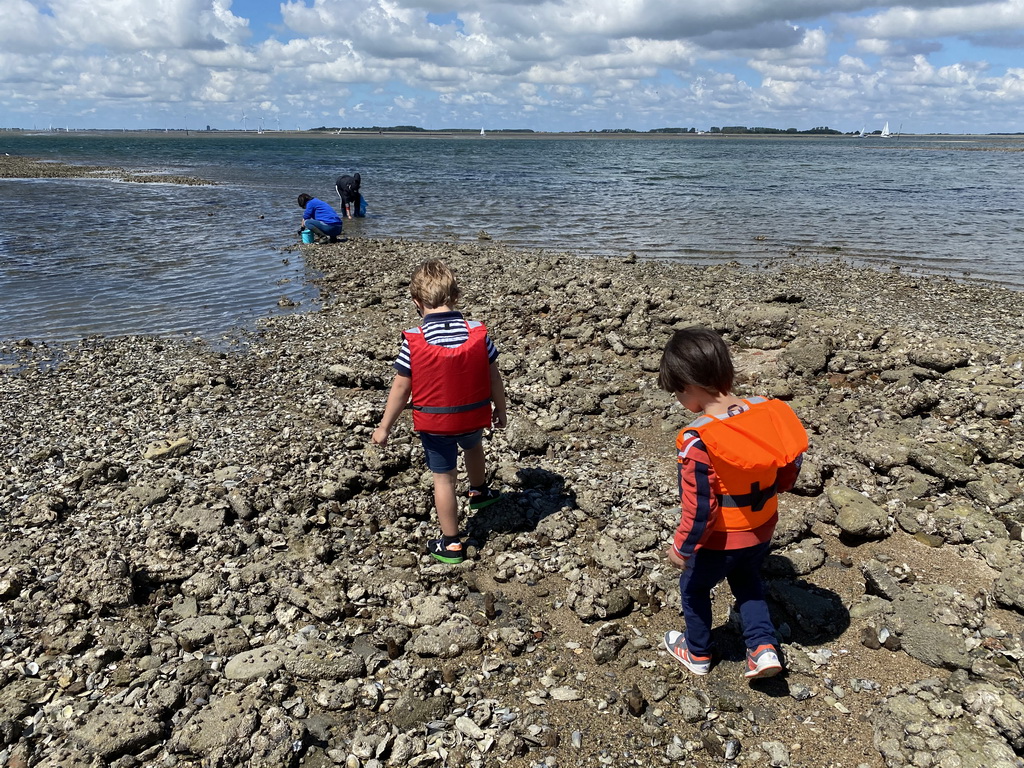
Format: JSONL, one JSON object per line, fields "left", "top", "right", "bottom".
{"left": 744, "top": 644, "right": 783, "bottom": 679}
{"left": 664, "top": 631, "right": 711, "bottom": 675}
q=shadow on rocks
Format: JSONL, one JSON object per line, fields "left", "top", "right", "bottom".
{"left": 704, "top": 556, "right": 850, "bottom": 683}
{"left": 466, "top": 467, "right": 575, "bottom": 548}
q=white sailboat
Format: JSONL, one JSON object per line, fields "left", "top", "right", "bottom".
{"left": 480, "top": 127, "right": 485, "bottom": 136}
{"left": 880, "top": 121, "right": 891, "bottom": 138}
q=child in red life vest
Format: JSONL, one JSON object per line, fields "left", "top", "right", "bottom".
{"left": 371, "top": 260, "right": 508, "bottom": 564}
{"left": 659, "top": 327, "right": 807, "bottom": 680}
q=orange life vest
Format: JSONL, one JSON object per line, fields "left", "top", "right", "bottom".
{"left": 679, "top": 398, "right": 808, "bottom": 532}
{"left": 404, "top": 322, "right": 492, "bottom": 435}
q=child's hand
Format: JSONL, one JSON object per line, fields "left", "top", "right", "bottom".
{"left": 492, "top": 408, "right": 507, "bottom": 429}
{"left": 371, "top": 426, "right": 390, "bottom": 447}
{"left": 666, "top": 546, "right": 688, "bottom": 569}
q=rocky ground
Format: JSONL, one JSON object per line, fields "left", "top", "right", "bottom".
{"left": 2, "top": 235, "right": 1024, "bottom": 768}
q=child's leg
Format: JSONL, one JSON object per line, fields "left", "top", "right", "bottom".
{"left": 679, "top": 550, "right": 729, "bottom": 656}
{"left": 724, "top": 542, "right": 777, "bottom": 650}
{"left": 463, "top": 440, "right": 486, "bottom": 488}
{"left": 432, "top": 470, "right": 461, "bottom": 537}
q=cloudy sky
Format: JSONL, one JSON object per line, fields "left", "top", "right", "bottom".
{"left": 2, "top": 0, "right": 1022, "bottom": 133}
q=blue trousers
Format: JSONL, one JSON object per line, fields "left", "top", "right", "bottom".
{"left": 304, "top": 219, "right": 342, "bottom": 238}
{"left": 680, "top": 541, "right": 777, "bottom": 656}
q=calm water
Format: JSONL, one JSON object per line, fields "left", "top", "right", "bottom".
{"left": 2, "top": 132, "right": 1022, "bottom": 342}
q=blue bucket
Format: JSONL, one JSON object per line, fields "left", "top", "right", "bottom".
{"left": 301, "top": 229, "right": 315, "bottom": 244}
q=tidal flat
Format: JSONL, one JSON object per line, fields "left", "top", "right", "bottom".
{"left": 2, "top": 236, "right": 1024, "bottom": 768}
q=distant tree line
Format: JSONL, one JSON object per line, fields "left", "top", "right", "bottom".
{"left": 315, "top": 126, "right": 537, "bottom": 133}
{"left": 312, "top": 124, "right": 848, "bottom": 135}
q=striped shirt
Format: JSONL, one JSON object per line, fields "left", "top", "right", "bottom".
{"left": 393, "top": 310, "right": 499, "bottom": 377}
{"left": 672, "top": 401, "right": 802, "bottom": 559}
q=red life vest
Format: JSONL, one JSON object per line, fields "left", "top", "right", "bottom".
{"left": 404, "top": 322, "right": 492, "bottom": 435}
{"left": 680, "top": 398, "right": 808, "bottom": 533}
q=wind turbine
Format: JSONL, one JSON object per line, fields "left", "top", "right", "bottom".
{"left": 276, "top": 117, "right": 280, "bottom": 131}
{"left": 241, "top": 110, "right": 247, "bottom": 132}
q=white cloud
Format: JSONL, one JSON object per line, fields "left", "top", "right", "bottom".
{"left": 0, "top": 0, "right": 53, "bottom": 53}
{"left": 845, "top": 0, "right": 1024, "bottom": 39}
{"left": 48, "top": 0, "right": 250, "bottom": 52}
{"left": 2, "top": 0, "right": 1024, "bottom": 131}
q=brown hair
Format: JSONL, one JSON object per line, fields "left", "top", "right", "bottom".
{"left": 297, "top": 193, "right": 313, "bottom": 208}
{"left": 410, "top": 260, "right": 461, "bottom": 309}
{"left": 658, "top": 326, "right": 734, "bottom": 395}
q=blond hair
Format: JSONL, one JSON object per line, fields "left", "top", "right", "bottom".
{"left": 409, "top": 260, "right": 461, "bottom": 309}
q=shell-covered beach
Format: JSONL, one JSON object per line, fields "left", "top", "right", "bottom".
{"left": 3, "top": 233, "right": 1024, "bottom": 767}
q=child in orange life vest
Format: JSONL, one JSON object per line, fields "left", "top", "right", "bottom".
{"left": 371, "top": 260, "right": 508, "bottom": 564}
{"left": 659, "top": 327, "right": 807, "bottom": 680}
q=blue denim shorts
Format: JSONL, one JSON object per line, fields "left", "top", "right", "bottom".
{"left": 420, "top": 429, "right": 484, "bottom": 473}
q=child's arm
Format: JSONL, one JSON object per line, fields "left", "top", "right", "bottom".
{"left": 666, "top": 433, "right": 718, "bottom": 568}
{"left": 371, "top": 374, "right": 412, "bottom": 447}
{"left": 489, "top": 362, "right": 507, "bottom": 428}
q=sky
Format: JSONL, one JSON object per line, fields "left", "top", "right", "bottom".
{"left": 1, "top": 0, "right": 1022, "bottom": 133}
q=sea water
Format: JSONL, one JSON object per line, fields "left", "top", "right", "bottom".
{"left": 1, "top": 132, "right": 1022, "bottom": 342}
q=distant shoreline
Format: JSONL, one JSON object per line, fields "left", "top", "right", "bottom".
{"left": 5, "top": 128, "right": 1024, "bottom": 142}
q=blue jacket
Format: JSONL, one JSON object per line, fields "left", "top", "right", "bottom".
{"left": 303, "top": 198, "right": 342, "bottom": 225}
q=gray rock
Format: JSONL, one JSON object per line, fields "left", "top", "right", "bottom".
{"left": 591, "top": 534, "right": 631, "bottom": 573}
{"left": 170, "top": 692, "right": 259, "bottom": 756}
{"left": 224, "top": 646, "right": 287, "bottom": 681}
{"left": 933, "top": 503, "right": 1007, "bottom": 544}
{"left": 907, "top": 338, "right": 970, "bottom": 372}
{"left": 962, "top": 682, "right": 1024, "bottom": 751}
{"left": 862, "top": 560, "right": 904, "bottom": 600}
{"left": 0, "top": 575, "right": 21, "bottom": 601}
{"left": 410, "top": 617, "right": 482, "bottom": 658}
{"left": 394, "top": 595, "right": 451, "bottom": 628}
{"left": 172, "top": 615, "right": 234, "bottom": 650}
{"left": 993, "top": 569, "right": 1024, "bottom": 613}
{"left": 887, "top": 593, "right": 970, "bottom": 669}
{"left": 676, "top": 694, "right": 704, "bottom": 723}
{"left": 173, "top": 503, "right": 229, "bottom": 533}
{"left": 908, "top": 442, "right": 978, "bottom": 485}
{"left": 827, "top": 486, "right": 888, "bottom": 538}
{"left": 965, "top": 472, "right": 1017, "bottom": 509}
{"left": 387, "top": 692, "right": 451, "bottom": 731}
{"left": 782, "top": 338, "right": 829, "bottom": 375}
{"left": 504, "top": 418, "right": 550, "bottom": 455}
{"left": 765, "top": 540, "right": 826, "bottom": 576}
{"left": 283, "top": 643, "right": 365, "bottom": 680}
{"left": 15, "top": 492, "right": 65, "bottom": 527}
{"left": 761, "top": 740, "right": 791, "bottom": 767}
{"left": 214, "top": 627, "right": 251, "bottom": 657}
{"left": 534, "top": 510, "right": 579, "bottom": 541}
{"left": 874, "top": 692, "right": 1019, "bottom": 768}
{"left": 73, "top": 702, "right": 163, "bottom": 759}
